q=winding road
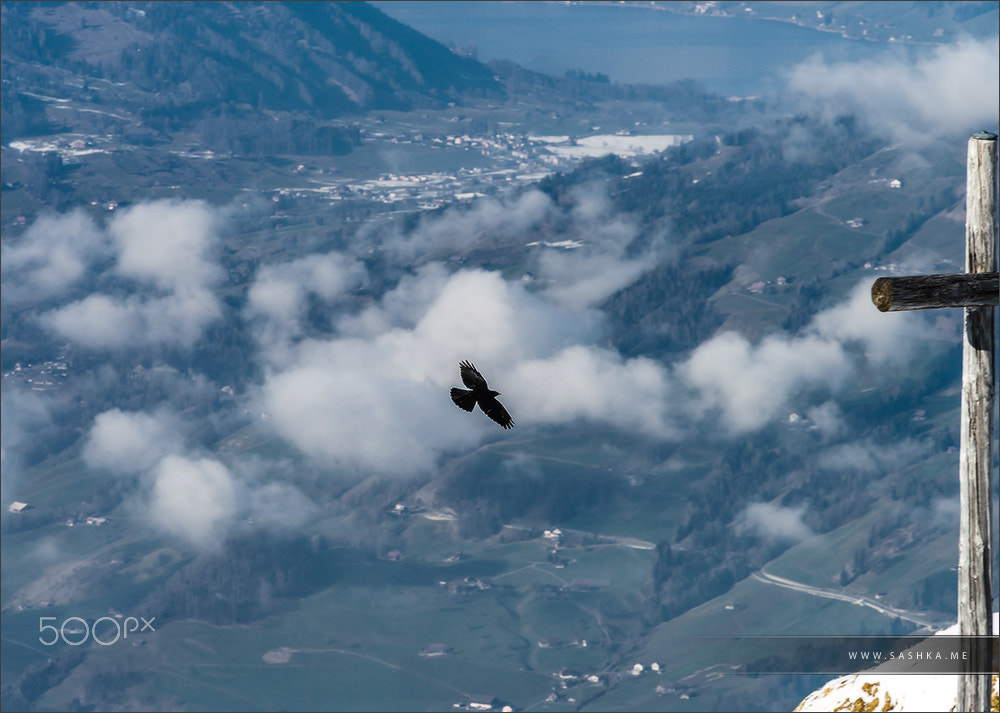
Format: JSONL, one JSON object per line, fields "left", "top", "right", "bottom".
{"left": 751, "top": 567, "right": 944, "bottom": 631}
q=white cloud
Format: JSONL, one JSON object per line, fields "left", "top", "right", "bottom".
{"left": 680, "top": 329, "right": 850, "bottom": 433}
{"left": 787, "top": 38, "right": 1000, "bottom": 143}
{"left": 149, "top": 455, "right": 237, "bottom": 547}
{"left": 82, "top": 406, "right": 317, "bottom": 547}
{"left": 83, "top": 408, "right": 184, "bottom": 474}
{"left": 247, "top": 251, "right": 366, "bottom": 322}
{"left": 379, "top": 188, "right": 553, "bottom": 262}
{"left": 533, "top": 185, "right": 671, "bottom": 308}
{"left": 678, "top": 281, "right": 934, "bottom": 433}
{"left": 111, "top": 199, "right": 223, "bottom": 291}
{"left": 258, "top": 265, "right": 673, "bottom": 474}
{"left": 42, "top": 294, "right": 141, "bottom": 349}
{"left": 261, "top": 343, "right": 475, "bottom": 474}
{"left": 257, "top": 271, "right": 526, "bottom": 475}
{"left": 145, "top": 287, "right": 225, "bottom": 345}
{"left": 368, "top": 183, "right": 667, "bottom": 310}
{"left": 43, "top": 288, "right": 222, "bottom": 349}
{"left": 0, "top": 388, "right": 57, "bottom": 503}
{"left": 817, "top": 438, "right": 932, "bottom": 474}
{"left": 805, "top": 401, "right": 846, "bottom": 440}
{"left": 0, "top": 209, "right": 110, "bottom": 305}
{"left": 540, "top": 251, "right": 652, "bottom": 308}
{"left": 811, "top": 281, "right": 929, "bottom": 364}
{"left": 403, "top": 267, "right": 583, "bottom": 366}
{"left": 931, "top": 496, "right": 959, "bottom": 529}
{"left": 337, "top": 262, "right": 451, "bottom": 338}
{"left": 259, "top": 261, "right": 942, "bottom": 472}
{"left": 38, "top": 199, "right": 227, "bottom": 350}
{"left": 245, "top": 251, "right": 367, "bottom": 362}
{"left": 734, "top": 502, "right": 814, "bottom": 543}
{"left": 245, "top": 481, "right": 320, "bottom": 531}
{"left": 507, "top": 345, "right": 677, "bottom": 437}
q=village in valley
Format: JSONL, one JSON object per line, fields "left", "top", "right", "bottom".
{"left": 4, "top": 109, "right": 695, "bottom": 227}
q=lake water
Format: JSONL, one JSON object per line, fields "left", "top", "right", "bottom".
{"left": 372, "top": 1, "right": 902, "bottom": 96}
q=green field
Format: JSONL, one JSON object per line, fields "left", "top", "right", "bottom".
{"left": 592, "top": 573, "right": 916, "bottom": 711}
{"left": 21, "top": 527, "right": 661, "bottom": 711}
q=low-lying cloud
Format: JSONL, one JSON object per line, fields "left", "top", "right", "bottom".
{"left": 678, "top": 282, "right": 934, "bottom": 434}
{"left": 37, "top": 199, "right": 227, "bottom": 350}
{"left": 111, "top": 199, "right": 224, "bottom": 291}
{"left": 817, "top": 438, "right": 933, "bottom": 475}
{"left": 256, "top": 256, "right": 938, "bottom": 473}
{"left": 1, "top": 209, "right": 110, "bottom": 306}
{"left": 681, "top": 329, "right": 850, "bottom": 433}
{"left": 0, "top": 389, "right": 59, "bottom": 504}
{"left": 787, "top": 37, "right": 1000, "bottom": 143}
{"left": 373, "top": 188, "right": 553, "bottom": 262}
{"left": 734, "top": 502, "right": 814, "bottom": 543}
{"left": 10, "top": 174, "right": 953, "bottom": 539}
{"left": 83, "top": 407, "right": 185, "bottom": 474}
{"left": 251, "top": 182, "right": 692, "bottom": 474}
{"left": 283, "top": 183, "right": 941, "bottom": 467}
{"left": 44, "top": 288, "right": 222, "bottom": 350}
{"left": 508, "top": 346, "right": 677, "bottom": 437}
{"left": 150, "top": 455, "right": 237, "bottom": 546}
{"left": 368, "top": 183, "right": 671, "bottom": 308}
{"left": 81, "top": 406, "right": 318, "bottom": 548}
{"left": 245, "top": 250, "right": 367, "bottom": 363}
{"left": 258, "top": 267, "right": 601, "bottom": 473}
{"left": 532, "top": 185, "right": 676, "bottom": 308}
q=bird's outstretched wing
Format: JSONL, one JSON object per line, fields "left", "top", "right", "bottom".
{"left": 479, "top": 394, "right": 514, "bottom": 429}
{"left": 459, "top": 360, "right": 488, "bottom": 390}
{"left": 450, "top": 387, "right": 477, "bottom": 412}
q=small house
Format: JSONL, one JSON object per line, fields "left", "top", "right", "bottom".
{"left": 466, "top": 694, "right": 498, "bottom": 711}
{"left": 419, "top": 643, "right": 448, "bottom": 657}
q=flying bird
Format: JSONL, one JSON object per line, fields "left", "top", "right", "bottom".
{"left": 450, "top": 360, "right": 514, "bottom": 429}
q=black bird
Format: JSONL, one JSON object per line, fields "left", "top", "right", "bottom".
{"left": 450, "top": 360, "right": 514, "bottom": 429}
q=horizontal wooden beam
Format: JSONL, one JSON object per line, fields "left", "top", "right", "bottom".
{"left": 871, "top": 273, "right": 999, "bottom": 312}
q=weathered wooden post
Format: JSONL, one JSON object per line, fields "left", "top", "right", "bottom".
{"left": 957, "top": 130, "right": 997, "bottom": 713}
{"left": 871, "top": 131, "right": 997, "bottom": 712}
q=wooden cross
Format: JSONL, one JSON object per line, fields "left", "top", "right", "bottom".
{"left": 871, "top": 131, "right": 998, "bottom": 712}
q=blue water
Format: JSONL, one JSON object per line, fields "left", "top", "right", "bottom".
{"left": 372, "top": 1, "right": 902, "bottom": 96}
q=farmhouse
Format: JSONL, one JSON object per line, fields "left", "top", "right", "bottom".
{"left": 418, "top": 643, "right": 448, "bottom": 657}
{"left": 556, "top": 668, "right": 582, "bottom": 681}
{"left": 464, "top": 694, "right": 498, "bottom": 711}
{"left": 445, "top": 576, "right": 491, "bottom": 594}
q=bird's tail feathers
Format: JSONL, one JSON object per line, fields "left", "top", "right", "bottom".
{"left": 450, "top": 387, "right": 477, "bottom": 412}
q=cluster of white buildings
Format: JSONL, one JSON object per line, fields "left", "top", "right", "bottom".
{"left": 2, "top": 360, "right": 70, "bottom": 392}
